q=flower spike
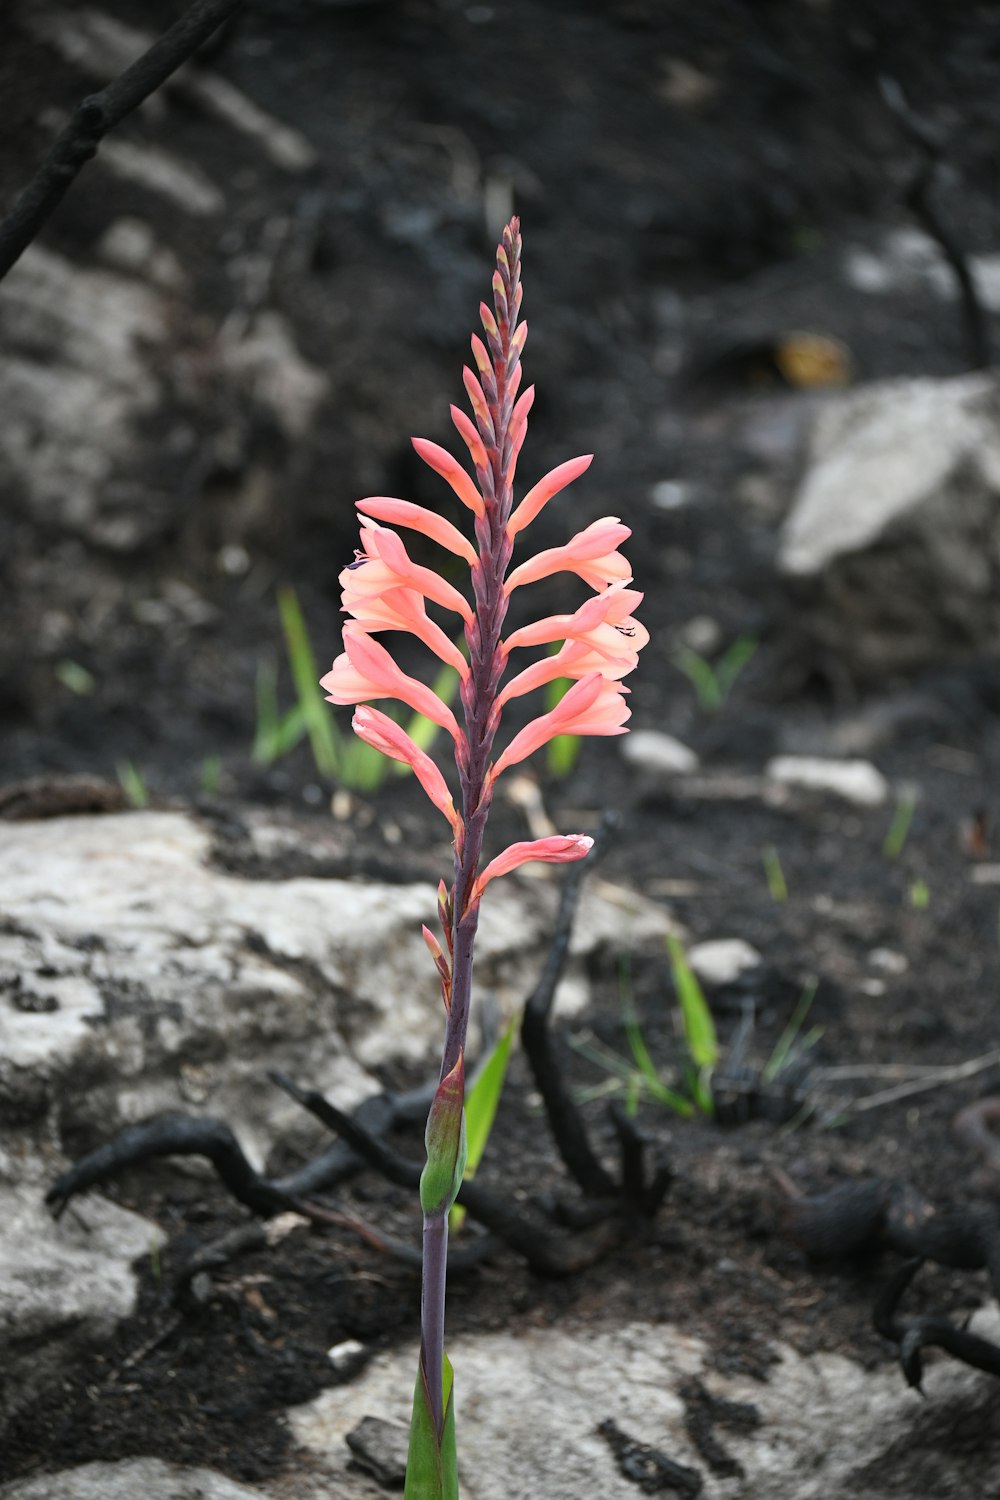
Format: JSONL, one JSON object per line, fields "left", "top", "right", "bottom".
{"left": 319, "top": 219, "right": 643, "bottom": 1492}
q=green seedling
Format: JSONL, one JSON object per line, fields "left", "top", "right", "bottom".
{"left": 544, "top": 652, "right": 582, "bottom": 777}
{"left": 762, "top": 845, "right": 788, "bottom": 903}
{"left": 673, "top": 634, "right": 757, "bottom": 713}
{"left": 55, "top": 659, "right": 96, "bottom": 696}
{"left": 883, "top": 790, "right": 917, "bottom": 861}
{"left": 620, "top": 954, "right": 695, "bottom": 1116}
{"left": 910, "top": 878, "right": 930, "bottom": 909}
{"left": 666, "top": 934, "right": 718, "bottom": 1115}
{"left": 763, "top": 980, "right": 822, "bottom": 1083}
{"left": 199, "top": 755, "right": 222, "bottom": 795}
{"left": 116, "top": 759, "right": 149, "bottom": 809}
{"left": 254, "top": 589, "right": 459, "bottom": 797}
{"left": 449, "top": 1012, "right": 519, "bottom": 1233}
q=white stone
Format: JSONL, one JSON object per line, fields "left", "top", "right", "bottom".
{"left": 778, "top": 373, "right": 1000, "bottom": 671}
{"left": 0, "top": 1459, "right": 282, "bottom": 1500}
{"left": 688, "top": 938, "right": 762, "bottom": 987}
{"left": 766, "top": 756, "right": 889, "bottom": 807}
{"left": 622, "top": 730, "right": 700, "bottom": 776}
{"left": 289, "top": 1311, "right": 1000, "bottom": 1500}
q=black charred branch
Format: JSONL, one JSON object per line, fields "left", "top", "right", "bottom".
{"left": 521, "top": 810, "right": 622, "bottom": 1198}
{"left": 784, "top": 1178, "right": 1000, "bottom": 1386}
{"left": 0, "top": 0, "right": 247, "bottom": 282}
{"left": 880, "top": 75, "right": 991, "bottom": 371}
{"left": 874, "top": 1259, "right": 1000, "bottom": 1391}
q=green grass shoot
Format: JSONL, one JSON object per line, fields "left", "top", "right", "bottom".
{"left": 883, "top": 790, "right": 917, "bottom": 860}
{"left": 763, "top": 980, "right": 821, "bottom": 1083}
{"left": 762, "top": 844, "right": 788, "bottom": 902}
{"left": 55, "top": 659, "right": 96, "bottom": 696}
{"left": 620, "top": 954, "right": 694, "bottom": 1116}
{"left": 910, "top": 878, "right": 930, "bottom": 909}
{"left": 449, "top": 1012, "right": 519, "bottom": 1232}
{"left": 199, "top": 755, "right": 222, "bottom": 795}
{"left": 116, "top": 759, "right": 149, "bottom": 809}
{"left": 278, "top": 587, "right": 342, "bottom": 777}
{"left": 544, "top": 653, "right": 581, "bottom": 777}
{"left": 673, "top": 634, "right": 757, "bottom": 713}
{"left": 666, "top": 934, "right": 718, "bottom": 1115}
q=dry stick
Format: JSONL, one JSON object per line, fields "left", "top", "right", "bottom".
{"left": 880, "top": 74, "right": 991, "bottom": 371}
{"left": 836, "top": 1047, "right": 1000, "bottom": 1118}
{"left": 0, "top": 0, "right": 247, "bottom": 282}
{"left": 521, "top": 809, "right": 621, "bottom": 1198}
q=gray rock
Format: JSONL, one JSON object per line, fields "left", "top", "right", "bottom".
{"left": 0, "top": 1459, "right": 280, "bottom": 1500}
{"left": 779, "top": 373, "right": 1000, "bottom": 673}
{"left": 688, "top": 938, "right": 761, "bottom": 987}
{"left": 766, "top": 755, "right": 889, "bottom": 807}
{"left": 622, "top": 730, "right": 700, "bottom": 777}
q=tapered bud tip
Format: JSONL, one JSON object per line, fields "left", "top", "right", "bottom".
{"left": 420, "top": 1051, "right": 467, "bottom": 1216}
{"left": 480, "top": 301, "right": 499, "bottom": 338}
{"left": 421, "top": 924, "right": 444, "bottom": 961}
{"left": 492, "top": 269, "right": 505, "bottom": 298}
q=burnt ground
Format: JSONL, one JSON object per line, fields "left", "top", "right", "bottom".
{"left": 3, "top": 0, "right": 1000, "bottom": 1489}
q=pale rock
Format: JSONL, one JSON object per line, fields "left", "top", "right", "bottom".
{"left": 779, "top": 373, "right": 1000, "bottom": 673}
{"left": 766, "top": 755, "right": 889, "bottom": 807}
{"left": 622, "top": 729, "right": 700, "bottom": 776}
{"left": 220, "top": 313, "right": 328, "bottom": 439}
{"left": 688, "top": 938, "right": 762, "bottom": 987}
{"left": 289, "top": 1311, "right": 1000, "bottom": 1500}
{"left": 0, "top": 1460, "right": 282, "bottom": 1500}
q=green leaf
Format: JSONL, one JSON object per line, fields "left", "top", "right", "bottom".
{"left": 450, "top": 1014, "right": 518, "bottom": 1232}
{"left": 543, "top": 665, "right": 581, "bottom": 778}
{"left": 278, "top": 587, "right": 342, "bottom": 778}
{"left": 420, "top": 1055, "right": 467, "bottom": 1217}
{"left": 405, "top": 1352, "right": 458, "bottom": 1500}
{"left": 666, "top": 935, "right": 718, "bottom": 1114}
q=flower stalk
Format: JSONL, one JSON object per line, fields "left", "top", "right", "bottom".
{"left": 322, "top": 218, "right": 645, "bottom": 1494}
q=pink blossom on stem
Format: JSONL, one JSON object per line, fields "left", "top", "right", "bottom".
{"left": 491, "top": 672, "right": 631, "bottom": 778}
{"left": 341, "top": 582, "right": 469, "bottom": 677}
{"left": 411, "top": 436, "right": 485, "bottom": 517}
{"left": 321, "top": 626, "right": 463, "bottom": 742}
{"left": 352, "top": 707, "right": 460, "bottom": 833}
{"left": 346, "top": 521, "right": 473, "bottom": 622}
{"left": 470, "top": 835, "right": 594, "bottom": 902}
{"left": 504, "top": 516, "right": 633, "bottom": 592}
{"left": 356, "top": 497, "right": 479, "bottom": 564}
{"left": 499, "top": 582, "right": 648, "bottom": 701}
{"left": 506, "top": 453, "right": 593, "bottom": 537}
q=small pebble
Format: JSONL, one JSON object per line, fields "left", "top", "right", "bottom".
{"left": 765, "top": 755, "right": 889, "bottom": 807}
{"left": 688, "top": 939, "right": 761, "bottom": 987}
{"left": 623, "top": 730, "right": 699, "bottom": 777}
{"left": 328, "top": 1338, "right": 368, "bottom": 1377}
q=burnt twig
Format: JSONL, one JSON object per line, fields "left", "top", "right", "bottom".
{"left": 0, "top": 0, "right": 247, "bottom": 282}
{"left": 874, "top": 1258, "right": 1000, "bottom": 1391}
{"left": 521, "top": 810, "right": 621, "bottom": 1198}
{"left": 880, "top": 75, "right": 990, "bottom": 371}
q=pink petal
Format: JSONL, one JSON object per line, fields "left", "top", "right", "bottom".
{"left": 507, "top": 454, "right": 593, "bottom": 538}
{"left": 324, "top": 627, "right": 463, "bottom": 742}
{"left": 491, "top": 674, "right": 630, "bottom": 776}
{"left": 411, "top": 436, "right": 485, "bottom": 516}
{"left": 504, "top": 518, "right": 631, "bottom": 593}
{"left": 463, "top": 367, "right": 495, "bottom": 441}
{"left": 480, "top": 301, "right": 499, "bottom": 339}
{"left": 470, "top": 333, "right": 492, "bottom": 377}
{"left": 472, "top": 835, "right": 593, "bottom": 900}
{"left": 357, "top": 498, "right": 478, "bottom": 564}
{"left": 365, "top": 526, "right": 474, "bottom": 622}
{"left": 451, "top": 405, "right": 489, "bottom": 470}
{"left": 341, "top": 584, "right": 469, "bottom": 677}
{"left": 352, "top": 706, "right": 460, "bottom": 831}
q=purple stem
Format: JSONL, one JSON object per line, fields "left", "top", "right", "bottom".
{"left": 418, "top": 223, "right": 523, "bottom": 1438}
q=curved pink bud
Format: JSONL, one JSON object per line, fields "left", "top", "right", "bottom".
{"left": 491, "top": 674, "right": 630, "bottom": 777}
{"left": 507, "top": 454, "right": 594, "bottom": 538}
{"left": 463, "top": 367, "right": 495, "bottom": 441}
{"left": 451, "top": 405, "right": 489, "bottom": 470}
{"left": 348, "top": 523, "right": 473, "bottom": 623}
{"left": 411, "top": 436, "right": 485, "bottom": 517}
{"left": 342, "top": 583, "right": 469, "bottom": 677}
{"left": 322, "top": 627, "right": 462, "bottom": 742}
{"left": 470, "top": 333, "right": 492, "bottom": 377}
{"left": 352, "top": 706, "right": 460, "bottom": 832}
{"left": 471, "top": 835, "right": 593, "bottom": 901}
{"left": 356, "top": 497, "right": 477, "bottom": 565}
{"left": 480, "top": 301, "right": 499, "bottom": 339}
{"left": 504, "top": 518, "right": 632, "bottom": 593}
{"left": 511, "top": 322, "right": 528, "bottom": 356}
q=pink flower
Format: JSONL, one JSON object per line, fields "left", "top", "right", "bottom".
{"left": 504, "top": 517, "right": 633, "bottom": 592}
{"left": 470, "top": 834, "right": 594, "bottom": 902}
{"left": 344, "top": 521, "right": 473, "bottom": 623}
{"left": 322, "top": 626, "right": 463, "bottom": 743}
{"left": 342, "top": 583, "right": 469, "bottom": 677}
{"left": 491, "top": 673, "right": 630, "bottom": 778}
{"left": 411, "top": 437, "right": 485, "bottom": 517}
{"left": 352, "top": 707, "right": 460, "bottom": 833}
{"left": 356, "top": 497, "right": 479, "bottom": 564}
{"left": 499, "top": 582, "right": 647, "bottom": 701}
{"left": 506, "top": 454, "right": 593, "bottom": 538}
